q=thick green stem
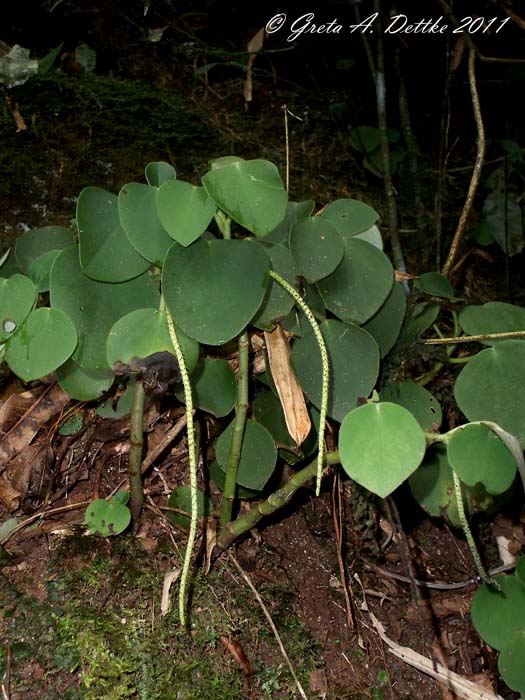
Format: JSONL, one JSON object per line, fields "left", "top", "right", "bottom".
{"left": 217, "top": 452, "right": 340, "bottom": 551}
{"left": 128, "top": 379, "right": 146, "bottom": 525}
{"left": 220, "top": 332, "right": 249, "bottom": 527}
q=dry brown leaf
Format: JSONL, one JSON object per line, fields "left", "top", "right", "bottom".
{"left": 219, "top": 636, "right": 254, "bottom": 676}
{"left": 0, "top": 384, "right": 69, "bottom": 465}
{"left": 1, "top": 443, "right": 53, "bottom": 510}
{"left": 264, "top": 325, "right": 311, "bottom": 447}
{"left": 244, "top": 26, "right": 265, "bottom": 106}
{"left": 0, "top": 474, "right": 21, "bottom": 511}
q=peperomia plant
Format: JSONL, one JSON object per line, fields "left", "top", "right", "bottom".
{"left": 2, "top": 156, "right": 525, "bottom": 683}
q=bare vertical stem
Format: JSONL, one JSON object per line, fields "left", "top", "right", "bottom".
{"left": 128, "top": 379, "right": 146, "bottom": 525}
{"left": 373, "top": 0, "right": 407, "bottom": 279}
{"left": 442, "top": 49, "right": 485, "bottom": 277}
{"left": 220, "top": 332, "right": 250, "bottom": 527}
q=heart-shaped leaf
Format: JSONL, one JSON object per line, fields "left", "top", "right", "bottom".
{"left": 50, "top": 246, "right": 159, "bottom": 370}
{"left": 455, "top": 340, "right": 525, "bottom": 448}
{"left": 77, "top": 186, "right": 150, "bottom": 282}
{"left": 176, "top": 358, "right": 236, "bottom": 417}
{"left": 145, "top": 161, "right": 176, "bottom": 187}
{"left": 118, "top": 183, "right": 173, "bottom": 266}
{"left": 202, "top": 159, "right": 287, "bottom": 236}
{"left": 320, "top": 198, "right": 379, "bottom": 237}
{"left": 459, "top": 302, "right": 525, "bottom": 345}
{"left": 317, "top": 238, "right": 393, "bottom": 324}
{"left": 85, "top": 495, "right": 131, "bottom": 536}
{"left": 6, "top": 307, "right": 77, "bottom": 381}
{"left": 264, "top": 200, "right": 316, "bottom": 245}
{"left": 471, "top": 570, "right": 525, "bottom": 694}
{"left": 56, "top": 359, "right": 115, "bottom": 401}
{"left": 380, "top": 379, "right": 442, "bottom": 431}
{"left": 363, "top": 282, "right": 406, "bottom": 357}
{"left": 0, "top": 274, "right": 36, "bottom": 342}
{"left": 408, "top": 444, "right": 494, "bottom": 526}
{"left": 291, "top": 319, "right": 379, "bottom": 423}
{"left": 289, "top": 216, "right": 344, "bottom": 283}
{"left": 339, "top": 402, "right": 426, "bottom": 498}
{"left": 162, "top": 238, "right": 270, "bottom": 345}
{"left": 215, "top": 419, "right": 277, "bottom": 491}
{"left": 446, "top": 422, "right": 518, "bottom": 494}
{"left": 157, "top": 179, "right": 217, "bottom": 247}
{"left": 106, "top": 308, "right": 199, "bottom": 375}
{"left": 15, "top": 225, "right": 74, "bottom": 274}
{"left": 251, "top": 241, "right": 298, "bottom": 331}
{"left": 167, "top": 485, "right": 212, "bottom": 528}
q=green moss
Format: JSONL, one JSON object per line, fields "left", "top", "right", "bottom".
{"left": 0, "top": 72, "right": 220, "bottom": 203}
{"left": 1, "top": 536, "right": 320, "bottom": 699}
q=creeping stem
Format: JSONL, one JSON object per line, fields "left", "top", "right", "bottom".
{"left": 268, "top": 271, "right": 329, "bottom": 496}
{"left": 165, "top": 306, "right": 198, "bottom": 625}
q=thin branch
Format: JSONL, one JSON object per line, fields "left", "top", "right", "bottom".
{"left": 441, "top": 49, "right": 485, "bottom": 277}
{"left": 422, "top": 330, "right": 525, "bottom": 345}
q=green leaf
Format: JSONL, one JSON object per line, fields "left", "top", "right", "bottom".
{"left": 59, "top": 414, "right": 83, "bottom": 436}
{"left": 251, "top": 242, "right": 298, "bottom": 331}
{"left": 85, "top": 497, "right": 131, "bottom": 537}
{"left": 396, "top": 302, "right": 440, "bottom": 347}
{"left": 162, "top": 238, "right": 270, "bottom": 345}
{"left": 0, "top": 274, "right": 36, "bottom": 342}
{"left": 320, "top": 199, "right": 379, "bottom": 238}
{"left": 483, "top": 189, "right": 523, "bottom": 256}
{"left": 363, "top": 282, "right": 406, "bottom": 357}
{"left": 471, "top": 575, "right": 525, "bottom": 652}
{"left": 77, "top": 186, "right": 150, "bottom": 282}
{"left": 253, "top": 390, "right": 296, "bottom": 448}
{"left": 415, "top": 272, "right": 456, "bottom": 299}
{"left": 339, "top": 402, "right": 426, "bottom": 498}
{"left": 202, "top": 159, "right": 288, "bottom": 236}
{"left": 118, "top": 183, "right": 173, "bottom": 266}
{"left": 15, "top": 225, "right": 74, "bottom": 273}
{"left": 381, "top": 379, "right": 442, "bottom": 431}
{"left": 209, "top": 460, "right": 259, "bottom": 499}
{"left": 454, "top": 340, "right": 525, "bottom": 448}
{"left": 317, "top": 238, "right": 393, "bottom": 324}
{"left": 27, "top": 250, "right": 62, "bottom": 292}
{"left": 291, "top": 319, "right": 379, "bottom": 423}
{"left": 459, "top": 302, "right": 525, "bottom": 345}
{"left": 56, "top": 359, "right": 114, "bottom": 401}
{"left": 156, "top": 179, "right": 217, "bottom": 247}
{"left": 447, "top": 422, "right": 517, "bottom": 494}
{"left": 499, "top": 633, "right": 525, "bottom": 695}
{"left": 354, "top": 225, "right": 383, "bottom": 249}
{"left": 349, "top": 126, "right": 380, "bottom": 154}
{"left": 215, "top": 419, "right": 277, "bottom": 491}
{"left": 264, "top": 200, "right": 316, "bottom": 245}
{"left": 167, "top": 485, "right": 212, "bottom": 528}
{"left": 145, "top": 161, "right": 176, "bottom": 187}
{"left": 176, "top": 358, "right": 236, "bottom": 418}
{"left": 106, "top": 308, "right": 199, "bottom": 375}
{"left": 289, "top": 217, "right": 344, "bottom": 283}
{"left": 50, "top": 246, "right": 159, "bottom": 370}
{"left": 408, "top": 444, "right": 491, "bottom": 526}
{"left": 0, "top": 249, "right": 21, "bottom": 278}
{"left": 6, "top": 307, "right": 77, "bottom": 382}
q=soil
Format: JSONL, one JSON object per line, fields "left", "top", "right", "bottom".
{"left": 2, "top": 13, "right": 525, "bottom": 698}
